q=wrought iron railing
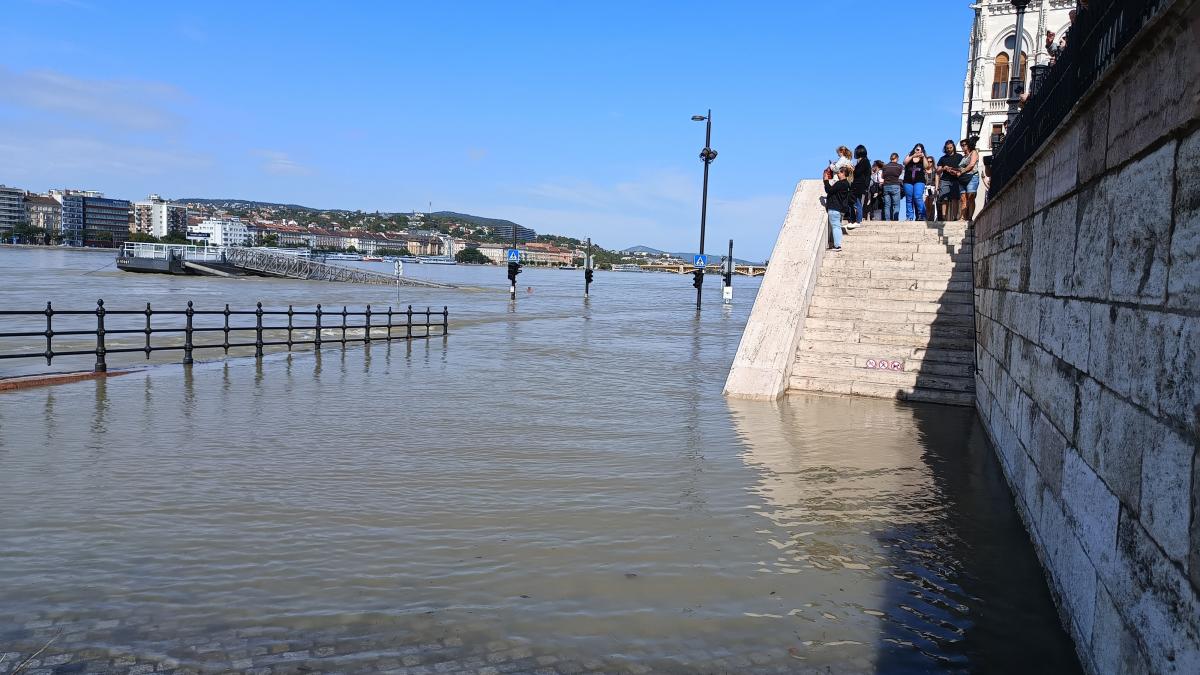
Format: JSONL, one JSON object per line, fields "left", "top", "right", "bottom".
{"left": 989, "top": 0, "right": 1170, "bottom": 196}
{"left": 0, "top": 300, "right": 449, "bottom": 373}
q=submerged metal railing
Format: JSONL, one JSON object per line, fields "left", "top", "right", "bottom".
{"left": 0, "top": 300, "right": 449, "bottom": 372}
{"left": 990, "top": 0, "right": 1169, "bottom": 195}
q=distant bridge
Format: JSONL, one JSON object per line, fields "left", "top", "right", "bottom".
{"left": 636, "top": 263, "right": 767, "bottom": 277}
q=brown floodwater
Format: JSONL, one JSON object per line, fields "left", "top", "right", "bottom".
{"left": 0, "top": 248, "right": 1080, "bottom": 673}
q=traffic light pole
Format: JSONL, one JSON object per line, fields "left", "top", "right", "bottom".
{"left": 723, "top": 238, "right": 733, "bottom": 304}
{"left": 584, "top": 237, "right": 593, "bottom": 298}
{"left": 508, "top": 225, "right": 520, "bottom": 300}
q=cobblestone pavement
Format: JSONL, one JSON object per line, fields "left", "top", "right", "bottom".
{"left": 0, "top": 615, "right": 870, "bottom": 674}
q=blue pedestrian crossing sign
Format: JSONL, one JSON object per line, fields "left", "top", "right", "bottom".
{"left": 506, "top": 249, "right": 521, "bottom": 262}
{"left": 693, "top": 254, "right": 707, "bottom": 268}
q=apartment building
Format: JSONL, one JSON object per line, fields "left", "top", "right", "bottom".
{"left": 131, "top": 195, "right": 187, "bottom": 238}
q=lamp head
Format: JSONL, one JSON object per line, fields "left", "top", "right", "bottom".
{"left": 969, "top": 111, "right": 985, "bottom": 135}
{"left": 1010, "top": 0, "right": 1031, "bottom": 9}
{"left": 691, "top": 115, "right": 707, "bottom": 121}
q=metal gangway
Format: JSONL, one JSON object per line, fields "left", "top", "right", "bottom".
{"left": 119, "top": 243, "right": 454, "bottom": 288}
{"left": 223, "top": 248, "right": 453, "bottom": 288}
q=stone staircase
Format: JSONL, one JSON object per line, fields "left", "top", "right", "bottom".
{"left": 788, "top": 220, "right": 976, "bottom": 406}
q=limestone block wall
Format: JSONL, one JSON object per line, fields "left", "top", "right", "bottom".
{"left": 724, "top": 180, "right": 827, "bottom": 400}
{"left": 972, "top": 1, "right": 1199, "bottom": 672}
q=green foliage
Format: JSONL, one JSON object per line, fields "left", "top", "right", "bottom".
{"left": 454, "top": 247, "right": 491, "bottom": 264}
{"left": 375, "top": 247, "right": 411, "bottom": 257}
{"left": 128, "top": 231, "right": 158, "bottom": 243}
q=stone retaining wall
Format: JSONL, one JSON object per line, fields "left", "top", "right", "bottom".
{"left": 724, "top": 180, "right": 828, "bottom": 400}
{"left": 971, "top": 1, "right": 1199, "bottom": 672}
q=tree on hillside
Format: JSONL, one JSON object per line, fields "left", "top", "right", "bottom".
{"left": 455, "top": 247, "right": 491, "bottom": 264}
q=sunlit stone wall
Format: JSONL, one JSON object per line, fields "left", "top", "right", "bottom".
{"left": 971, "top": 1, "right": 1199, "bottom": 672}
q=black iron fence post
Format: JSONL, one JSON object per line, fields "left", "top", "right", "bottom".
{"left": 255, "top": 302, "right": 264, "bottom": 358}
{"left": 287, "top": 304, "right": 294, "bottom": 350}
{"left": 223, "top": 304, "right": 231, "bottom": 354}
{"left": 315, "top": 304, "right": 323, "bottom": 350}
{"left": 386, "top": 306, "right": 394, "bottom": 341}
{"left": 364, "top": 304, "right": 372, "bottom": 343}
{"left": 144, "top": 303, "right": 152, "bottom": 359}
{"left": 425, "top": 306, "right": 431, "bottom": 337}
{"left": 341, "top": 306, "right": 348, "bottom": 345}
{"left": 443, "top": 306, "right": 449, "bottom": 336}
{"left": 183, "top": 301, "right": 194, "bottom": 365}
{"left": 44, "top": 301, "right": 53, "bottom": 365}
{"left": 94, "top": 299, "right": 107, "bottom": 373}
{"left": 406, "top": 305, "right": 413, "bottom": 339}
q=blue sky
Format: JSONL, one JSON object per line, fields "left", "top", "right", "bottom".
{"left": 0, "top": 1, "right": 971, "bottom": 259}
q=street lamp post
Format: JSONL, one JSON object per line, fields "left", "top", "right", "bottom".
{"left": 1006, "top": 0, "right": 1031, "bottom": 126}
{"left": 691, "top": 110, "right": 717, "bottom": 311}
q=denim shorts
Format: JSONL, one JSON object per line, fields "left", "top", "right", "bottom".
{"left": 963, "top": 173, "right": 980, "bottom": 194}
{"left": 938, "top": 180, "right": 959, "bottom": 200}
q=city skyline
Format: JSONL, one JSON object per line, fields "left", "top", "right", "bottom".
{"left": 1, "top": 1, "right": 969, "bottom": 260}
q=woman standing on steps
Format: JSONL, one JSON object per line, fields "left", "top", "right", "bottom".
{"left": 902, "top": 144, "right": 928, "bottom": 221}
{"left": 823, "top": 165, "right": 852, "bottom": 251}
{"left": 851, "top": 145, "right": 871, "bottom": 227}
{"left": 958, "top": 137, "right": 981, "bottom": 222}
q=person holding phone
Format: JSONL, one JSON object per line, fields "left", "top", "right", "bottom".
{"left": 823, "top": 165, "right": 852, "bottom": 251}
{"left": 902, "top": 144, "right": 928, "bottom": 220}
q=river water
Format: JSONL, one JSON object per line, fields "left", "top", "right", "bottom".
{"left": 0, "top": 248, "right": 1079, "bottom": 674}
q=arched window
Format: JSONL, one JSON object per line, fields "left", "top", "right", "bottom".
{"left": 991, "top": 51, "right": 1028, "bottom": 99}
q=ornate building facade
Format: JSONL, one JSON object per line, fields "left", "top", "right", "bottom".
{"left": 961, "top": 1, "right": 1076, "bottom": 155}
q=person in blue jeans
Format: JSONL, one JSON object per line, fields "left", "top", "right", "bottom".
{"left": 881, "top": 153, "right": 904, "bottom": 221}
{"left": 902, "top": 143, "right": 928, "bottom": 220}
{"left": 824, "top": 165, "right": 851, "bottom": 250}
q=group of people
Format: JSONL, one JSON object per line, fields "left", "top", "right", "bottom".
{"left": 821, "top": 140, "right": 981, "bottom": 250}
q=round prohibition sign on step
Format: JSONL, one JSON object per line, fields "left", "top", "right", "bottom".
{"left": 891, "top": 361, "right": 903, "bottom": 371}
{"left": 865, "top": 359, "right": 877, "bottom": 369}
{"left": 876, "top": 359, "right": 890, "bottom": 370}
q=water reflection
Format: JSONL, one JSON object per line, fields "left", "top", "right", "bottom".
{"left": 729, "top": 394, "right": 1080, "bottom": 673}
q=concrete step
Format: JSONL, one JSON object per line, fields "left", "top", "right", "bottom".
{"left": 831, "top": 251, "right": 975, "bottom": 264}
{"left": 805, "top": 317, "right": 975, "bottom": 339}
{"left": 807, "top": 305, "right": 976, "bottom": 327}
{"left": 848, "top": 220, "right": 971, "bottom": 231}
{"left": 842, "top": 232, "right": 974, "bottom": 245}
{"left": 816, "top": 276, "right": 974, "bottom": 293}
{"left": 818, "top": 266, "right": 974, "bottom": 282}
{"left": 796, "top": 338, "right": 976, "bottom": 364}
{"left": 801, "top": 328, "right": 976, "bottom": 351}
{"left": 811, "top": 286, "right": 975, "bottom": 304}
{"left": 838, "top": 241, "right": 973, "bottom": 255}
{"left": 791, "top": 362, "right": 975, "bottom": 393}
{"left": 821, "top": 258, "right": 973, "bottom": 273}
{"left": 794, "top": 350, "right": 976, "bottom": 378}
{"left": 786, "top": 376, "right": 976, "bottom": 407}
{"left": 808, "top": 294, "right": 975, "bottom": 315}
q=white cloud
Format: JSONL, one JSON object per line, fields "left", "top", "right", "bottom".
{"left": 0, "top": 66, "right": 185, "bottom": 131}
{"left": 0, "top": 133, "right": 210, "bottom": 179}
{"left": 253, "top": 150, "right": 314, "bottom": 176}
